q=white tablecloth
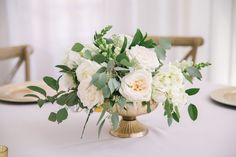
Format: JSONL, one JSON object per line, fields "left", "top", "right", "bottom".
{"left": 0, "top": 82, "right": 236, "bottom": 157}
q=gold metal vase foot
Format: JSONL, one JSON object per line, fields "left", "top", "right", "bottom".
{"left": 110, "top": 116, "right": 148, "bottom": 138}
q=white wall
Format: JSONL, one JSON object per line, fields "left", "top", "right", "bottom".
{"left": 0, "top": 0, "right": 235, "bottom": 85}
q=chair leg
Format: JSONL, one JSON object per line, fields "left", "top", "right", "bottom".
{"left": 24, "top": 51, "right": 31, "bottom": 81}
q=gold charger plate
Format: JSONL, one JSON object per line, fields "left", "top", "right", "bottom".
{"left": 0, "top": 81, "right": 54, "bottom": 103}
{"left": 210, "top": 87, "right": 236, "bottom": 107}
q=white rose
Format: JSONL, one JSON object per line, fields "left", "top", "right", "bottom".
{"left": 127, "top": 45, "right": 159, "bottom": 72}
{"left": 75, "top": 60, "right": 101, "bottom": 82}
{"left": 77, "top": 78, "right": 104, "bottom": 109}
{"left": 119, "top": 69, "right": 152, "bottom": 102}
{"left": 63, "top": 51, "right": 84, "bottom": 69}
{"left": 60, "top": 74, "right": 76, "bottom": 89}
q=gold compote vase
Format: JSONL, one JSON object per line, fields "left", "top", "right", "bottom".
{"left": 110, "top": 101, "right": 158, "bottom": 138}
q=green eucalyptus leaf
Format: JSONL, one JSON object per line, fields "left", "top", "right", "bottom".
{"left": 37, "top": 99, "right": 46, "bottom": 108}
{"left": 27, "top": 86, "right": 46, "bottom": 97}
{"left": 172, "top": 112, "right": 179, "bottom": 122}
{"left": 72, "top": 42, "right": 84, "bottom": 52}
{"left": 155, "top": 46, "right": 166, "bottom": 60}
{"left": 102, "top": 85, "right": 111, "bottom": 98}
{"left": 107, "top": 60, "right": 115, "bottom": 72}
{"left": 56, "top": 108, "right": 68, "bottom": 123}
{"left": 120, "top": 59, "right": 132, "bottom": 67}
{"left": 185, "top": 88, "right": 200, "bottom": 96}
{"left": 146, "top": 101, "right": 151, "bottom": 113}
{"left": 186, "top": 67, "right": 202, "bottom": 80}
{"left": 93, "top": 54, "right": 106, "bottom": 64}
{"left": 48, "top": 112, "right": 57, "bottom": 122}
{"left": 159, "top": 38, "right": 171, "bottom": 49}
{"left": 98, "top": 119, "right": 106, "bottom": 138}
{"left": 84, "top": 50, "right": 92, "bottom": 60}
{"left": 97, "top": 108, "right": 106, "bottom": 125}
{"left": 120, "top": 37, "right": 127, "bottom": 53}
{"left": 43, "top": 76, "right": 59, "bottom": 91}
{"left": 111, "top": 112, "right": 119, "bottom": 129}
{"left": 24, "top": 94, "right": 39, "bottom": 99}
{"left": 129, "top": 29, "right": 143, "bottom": 48}
{"left": 116, "top": 53, "right": 129, "bottom": 62}
{"left": 140, "top": 39, "right": 156, "bottom": 48}
{"left": 55, "top": 65, "right": 71, "bottom": 72}
{"left": 118, "top": 97, "right": 126, "bottom": 108}
{"left": 188, "top": 104, "right": 198, "bottom": 121}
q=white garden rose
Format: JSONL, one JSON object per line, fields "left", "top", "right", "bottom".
{"left": 127, "top": 45, "right": 159, "bottom": 72}
{"left": 119, "top": 69, "right": 152, "bottom": 102}
{"left": 75, "top": 60, "right": 101, "bottom": 81}
{"left": 77, "top": 78, "right": 104, "bottom": 109}
{"left": 63, "top": 51, "right": 84, "bottom": 69}
{"left": 60, "top": 73, "right": 76, "bottom": 89}
{"left": 152, "top": 63, "right": 188, "bottom": 107}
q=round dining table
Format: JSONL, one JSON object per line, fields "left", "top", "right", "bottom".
{"left": 0, "top": 82, "right": 236, "bottom": 157}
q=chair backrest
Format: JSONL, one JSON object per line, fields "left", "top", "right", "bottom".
{"left": 147, "top": 36, "right": 204, "bottom": 63}
{"left": 0, "top": 45, "right": 33, "bottom": 84}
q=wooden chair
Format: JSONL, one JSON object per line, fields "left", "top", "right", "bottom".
{"left": 147, "top": 36, "right": 204, "bottom": 63}
{"left": 0, "top": 45, "right": 33, "bottom": 84}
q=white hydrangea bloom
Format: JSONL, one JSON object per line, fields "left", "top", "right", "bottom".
{"left": 152, "top": 64, "right": 188, "bottom": 107}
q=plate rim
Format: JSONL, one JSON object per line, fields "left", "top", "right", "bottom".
{"left": 210, "top": 87, "right": 236, "bottom": 107}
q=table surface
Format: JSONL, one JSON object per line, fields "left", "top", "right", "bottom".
{"left": 0, "top": 82, "right": 236, "bottom": 157}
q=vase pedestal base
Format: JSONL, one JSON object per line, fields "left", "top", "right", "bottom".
{"left": 109, "top": 116, "right": 148, "bottom": 138}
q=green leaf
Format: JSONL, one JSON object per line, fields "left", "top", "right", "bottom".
{"left": 55, "top": 65, "right": 71, "bottom": 72}
{"left": 155, "top": 46, "right": 166, "bottom": 60}
{"left": 108, "top": 78, "right": 120, "bottom": 94}
{"left": 98, "top": 119, "right": 106, "bottom": 138}
{"left": 117, "top": 97, "right": 126, "bottom": 108}
{"left": 172, "top": 112, "right": 179, "bottom": 122}
{"left": 107, "top": 60, "right": 115, "bottom": 72}
{"left": 120, "top": 59, "right": 132, "bottom": 67}
{"left": 37, "top": 99, "right": 45, "bottom": 108}
{"left": 56, "top": 108, "right": 68, "bottom": 123}
{"left": 56, "top": 92, "right": 78, "bottom": 106}
{"left": 81, "top": 110, "right": 92, "bottom": 138}
{"left": 116, "top": 53, "right": 129, "bottom": 62}
{"left": 168, "top": 117, "right": 173, "bottom": 126}
{"left": 48, "top": 112, "right": 57, "bottom": 122}
{"left": 120, "top": 37, "right": 127, "bottom": 53}
{"left": 186, "top": 67, "right": 202, "bottom": 80}
{"left": 43, "top": 76, "right": 59, "bottom": 91}
{"left": 84, "top": 50, "right": 92, "bottom": 60}
{"left": 47, "top": 96, "right": 55, "bottom": 103}
{"left": 93, "top": 54, "right": 106, "bottom": 64}
{"left": 129, "top": 29, "right": 143, "bottom": 48}
{"left": 185, "top": 88, "right": 200, "bottom": 96}
{"left": 97, "top": 108, "right": 106, "bottom": 125}
{"left": 96, "top": 67, "right": 107, "bottom": 73}
{"left": 140, "top": 39, "right": 156, "bottom": 48}
{"left": 27, "top": 86, "right": 46, "bottom": 97}
{"left": 72, "top": 42, "right": 84, "bottom": 52}
{"left": 183, "top": 72, "right": 193, "bottom": 83}
{"left": 111, "top": 112, "right": 119, "bottom": 129}
{"left": 188, "top": 104, "right": 198, "bottom": 121}
{"left": 146, "top": 101, "right": 151, "bottom": 113}
{"left": 92, "top": 72, "right": 107, "bottom": 89}
{"left": 159, "top": 38, "right": 171, "bottom": 49}
{"left": 102, "top": 85, "right": 111, "bottom": 98}
{"left": 24, "top": 94, "right": 39, "bottom": 99}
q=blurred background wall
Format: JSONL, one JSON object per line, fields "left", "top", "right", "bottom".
{"left": 0, "top": 0, "right": 235, "bottom": 85}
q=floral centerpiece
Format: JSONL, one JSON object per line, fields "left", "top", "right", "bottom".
{"left": 26, "top": 26, "right": 210, "bottom": 138}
